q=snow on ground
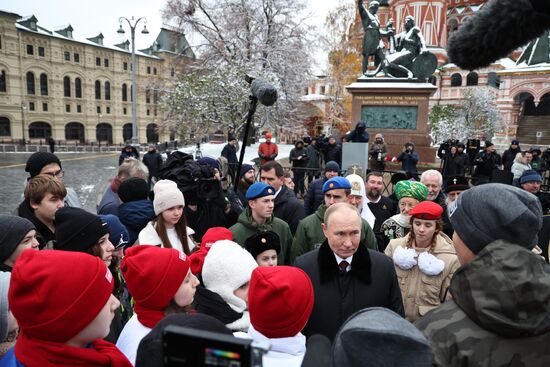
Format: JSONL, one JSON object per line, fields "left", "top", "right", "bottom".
{"left": 178, "top": 142, "right": 293, "bottom": 164}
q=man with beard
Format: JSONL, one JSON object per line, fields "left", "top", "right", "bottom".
{"left": 364, "top": 172, "right": 395, "bottom": 251}
{"left": 443, "top": 175, "right": 470, "bottom": 237}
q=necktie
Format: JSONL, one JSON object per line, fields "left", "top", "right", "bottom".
{"left": 339, "top": 260, "right": 349, "bottom": 274}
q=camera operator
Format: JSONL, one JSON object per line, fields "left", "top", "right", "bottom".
{"left": 395, "top": 142, "right": 419, "bottom": 180}
{"left": 345, "top": 121, "right": 370, "bottom": 142}
{"left": 369, "top": 133, "right": 388, "bottom": 171}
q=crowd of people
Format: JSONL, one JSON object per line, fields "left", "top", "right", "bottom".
{"left": 0, "top": 135, "right": 549, "bottom": 367}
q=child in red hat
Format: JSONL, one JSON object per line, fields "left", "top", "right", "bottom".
{"left": 384, "top": 201, "right": 460, "bottom": 322}
{"left": 115, "top": 246, "right": 199, "bottom": 365}
{"left": 247, "top": 266, "right": 314, "bottom": 366}
{"left": 1, "top": 250, "right": 131, "bottom": 367}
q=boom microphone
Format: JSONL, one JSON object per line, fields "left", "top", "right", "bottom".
{"left": 301, "top": 334, "right": 332, "bottom": 367}
{"left": 447, "top": 0, "right": 550, "bottom": 70}
{"left": 246, "top": 75, "right": 278, "bottom": 106}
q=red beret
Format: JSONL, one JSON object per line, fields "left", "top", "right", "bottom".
{"left": 408, "top": 201, "right": 443, "bottom": 220}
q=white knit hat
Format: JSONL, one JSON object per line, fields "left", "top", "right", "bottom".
{"left": 153, "top": 180, "right": 185, "bottom": 216}
{"left": 202, "top": 240, "right": 258, "bottom": 313}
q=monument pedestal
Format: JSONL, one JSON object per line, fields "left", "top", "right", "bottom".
{"left": 346, "top": 79, "right": 438, "bottom": 163}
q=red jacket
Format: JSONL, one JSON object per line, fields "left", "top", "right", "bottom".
{"left": 258, "top": 142, "right": 278, "bottom": 165}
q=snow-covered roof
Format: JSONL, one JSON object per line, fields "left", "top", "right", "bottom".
{"left": 497, "top": 63, "right": 550, "bottom": 74}
{"left": 299, "top": 93, "right": 330, "bottom": 101}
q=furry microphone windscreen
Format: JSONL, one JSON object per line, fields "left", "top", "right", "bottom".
{"left": 447, "top": 0, "right": 550, "bottom": 70}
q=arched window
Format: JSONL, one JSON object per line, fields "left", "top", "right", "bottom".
{"left": 0, "top": 70, "right": 6, "bottom": 92}
{"left": 0, "top": 117, "right": 10, "bottom": 136}
{"left": 26, "top": 72, "right": 35, "bottom": 94}
{"left": 130, "top": 85, "right": 133, "bottom": 102}
{"left": 145, "top": 88, "right": 150, "bottom": 104}
{"left": 63, "top": 76, "right": 71, "bottom": 97}
{"left": 40, "top": 73, "right": 48, "bottom": 95}
{"left": 75, "top": 78, "right": 82, "bottom": 98}
{"left": 96, "top": 123, "right": 113, "bottom": 143}
{"left": 450, "top": 73, "right": 462, "bottom": 87}
{"left": 65, "top": 122, "right": 85, "bottom": 141}
{"left": 95, "top": 80, "right": 101, "bottom": 99}
{"left": 146, "top": 123, "right": 159, "bottom": 143}
{"left": 28, "top": 121, "right": 51, "bottom": 138}
{"left": 123, "top": 123, "right": 133, "bottom": 142}
{"left": 466, "top": 72, "right": 478, "bottom": 86}
{"left": 104, "top": 81, "right": 111, "bottom": 100}
{"left": 122, "top": 83, "right": 128, "bottom": 101}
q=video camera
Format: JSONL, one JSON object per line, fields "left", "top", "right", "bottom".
{"left": 163, "top": 325, "right": 269, "bottom": 367}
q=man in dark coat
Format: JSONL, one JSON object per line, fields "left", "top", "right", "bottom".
{"left": 501, "top": 140, "right": 521, "bottom": 172}
{"left": 305, "top": 137, "right": 321, "bottom": 185}
{"left": 118, "top": 145, "right": 139, "bottom": 165}
{"left": 260, "top": 161, "right": 305, "bottom": 235}
{"left": 295, "top": 203, "right": 404, "bottom": 341}
{"left": 142, "top": 145, "right": 163, "bottom": 189}
{"left": 289, "top": 139, "right": 309, "bottom": 198}
{"left": 323, "top": 136, "right": 342, "bottom": 167}
{"left": 364, "top": 172, "right": 395, "bottom": 251}
{"left": 221, "top": 137, "right": 239, "bottom": 181}
{"left": 472, "top": 141, "right": 501, "bottom": 185}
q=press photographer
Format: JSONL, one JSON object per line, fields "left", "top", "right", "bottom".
{"left": 369, "top": 133, "right": 388, "bottom": 171}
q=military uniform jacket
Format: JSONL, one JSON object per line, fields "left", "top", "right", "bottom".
{"left": 295, "top": 240, "right": 404, "bottom": 341}
{"left": 415, "top": 240, "right": 550, "bottom": 367}
{"left": 290, "top": 204, "right": 377, "bottom": 264}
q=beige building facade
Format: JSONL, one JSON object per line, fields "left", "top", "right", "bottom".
{"left": 0, "top": 10, "right": 194, "bottom": 145}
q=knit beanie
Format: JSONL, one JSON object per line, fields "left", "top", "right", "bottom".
{"left": 324, "top": 161, "right": 340, "bottom": 173}
{"left": 239, "top": 164, "right": 255, "bottom": 180}
{"left": 248, "top": 266, "right": 314, "bottom": 339}
{"left": 135, "top": 314, "right": 232, "bottom": 367}
{"left": 24, "top": 152, "right": 62, "bottom": 178}
{"left": 118, "top": 177, "right": 149, "bottom": 203}
{"left": 153, "top": 180, "right": 185, "bottom": 216}
{"left": 0, "top": 215, "right": 35, "bottom": 264}
{"left": 55, "top": 207, "right": 110, "bottom": 252}
{"left": 121, "top": 246, "right": 190, "bottom": 327}
{"left": 0, "top": 272, "right": 10, "bottom": 342}
{"left": 9, "top": 250, "right": 113, "bottom": 342}
{"left": 202, "top": 240, "right": 257, "bottom": 313}
{"left": 197, "top": 157, "right": 220, "bottom": 171}
{"left": 333, "top": 307, "right": 432, "bottom": 367}
{"left": 449, "top": 183, "right": 542, "bottom": 253}
{"left": 99, "top": 214, "right": 129, "bottom": 249}
{"left": 519, "top": 169, "right": 542, "bottom": 184}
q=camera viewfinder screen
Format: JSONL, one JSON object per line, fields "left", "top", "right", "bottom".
{"left": 204, "top": 348, "right": 241, "bottom": 367}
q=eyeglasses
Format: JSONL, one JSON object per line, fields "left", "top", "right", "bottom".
{"left": 43, "top": 170, "right": 64, "bottom": 178}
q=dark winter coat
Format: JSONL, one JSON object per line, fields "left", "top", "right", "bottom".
{"left": 97, "top": 186, "right": 120, "bottom": 216}
{"left": 367, "top": 196, "right": 395, "bottom": 251}
{"left": 229, "top": 208, "right": 293, "bottom": 265}
{"left": 324, "top": 143, "right": 342, "bottom": 166}
{"left": 397, "top": 150, "right": 419, "bottom": 174}
{"left": 303, "top": 177, "right": 326, "bottom": 215}
{"left": 142, "top": 150, "right": 163, "bottom": 178}
{"left": 289, "top": 142, "right": 309, "bottom": 172}
{"left": 118, "top": 146, "right": 139, "bottom": 165}
{"left": 415, "top": 240, "right": 550, "bottom": 366}
{"left": 443, "top": 152, "right": 468, "bottom": 177}
{"left": 118, "top": 200, "right": 156, "bottom": 245}
{"left": 193, "top": 285, "right": 243, "bottom": 325}
{"left": 221, "top": 143, "right": 238, "bottom": 170}
{"left": 305, "top": 144, "right": 321, "bottom": 176}
{"left": 295, "top": 240, "right": 404, "bottom": 341}
{"left": 274, "top": 186, "right": 305, "bottom": 235}
{"left": 502, "top": 147, "right": 521, "bottom": 171}
{"left": 290, "top": 204, "right": 378, "bottom": 263}
{"left": 473, "top": 150, "right": 502, "bottom": 179}
{"left": 186, "top": 193, "right": 239, "bottom": 243}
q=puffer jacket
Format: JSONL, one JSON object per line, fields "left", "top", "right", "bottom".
{"left": 229, "top": 208, "right": 293, "bottom": 265}
{"left": 415, "top": 240, "right": 550, "bottom": 366}
{"left": 118, "top": 200, "right": 156, "bottom": 245}
{"left": 385, "top": 233, "right": 460, "bottom": 322}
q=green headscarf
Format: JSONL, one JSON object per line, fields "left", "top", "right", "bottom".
{"left": 394, "top": 180, "right": 428, "bottom": 202}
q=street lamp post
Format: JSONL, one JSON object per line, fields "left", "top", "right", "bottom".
{"left": 117, "top": 16, "right": 148, "bottom": 146}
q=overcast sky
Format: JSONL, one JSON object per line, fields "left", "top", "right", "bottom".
{"left": 2, "top": 0, "right": 349, "bottom": 72}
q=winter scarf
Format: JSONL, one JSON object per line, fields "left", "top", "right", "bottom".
{"left": 15, "top": 331, "right": 132, "bottom": 367}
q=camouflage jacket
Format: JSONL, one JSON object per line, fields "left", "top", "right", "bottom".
{"left": 415, "top": 240, "right": 550, "bottom": 366}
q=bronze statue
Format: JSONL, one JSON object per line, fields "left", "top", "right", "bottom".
{"left": 358, "top": 0, "right": 393, "bottom": 75}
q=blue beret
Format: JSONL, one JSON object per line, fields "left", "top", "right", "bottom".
{"left": 323, "top": 177, "right": 352, "bottom": 193}
{"left": 246, "top": 182, "right": 276, "bottom": 200}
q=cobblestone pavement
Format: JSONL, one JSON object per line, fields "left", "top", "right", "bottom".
{"left": 0, "top": 152, "right": 119, "bottom": 214}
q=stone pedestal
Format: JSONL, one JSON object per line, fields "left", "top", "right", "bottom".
{"left": 346, "top": 78, "right": 438, "bottom": 163}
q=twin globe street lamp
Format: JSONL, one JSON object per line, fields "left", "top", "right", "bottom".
{"left": 117, "top": 16, "right": 149, "bottom": 145}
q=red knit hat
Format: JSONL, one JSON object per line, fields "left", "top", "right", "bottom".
{"left": 408, "top": 201, "right": 443, "bottom": 220}
{"left": 121, "top": 246, "right": 189, "bottom": 325}
{"left": 200, "top": 227, "right": 233, "bottom": 248}
{"left": 248, "top": 266, "right": 314, "bottom": 339}
{"left": 9, "top": 250, "right": 113, "bottom": 342}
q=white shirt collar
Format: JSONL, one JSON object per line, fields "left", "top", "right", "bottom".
{"left": 334, "top": 253, "right": 353, "bottom": 271}
{"left": 367, "top": 195, "right": 382, "bottom": 204}
{"left": 274, "top": 186, "right": 282, "bottom": 198}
